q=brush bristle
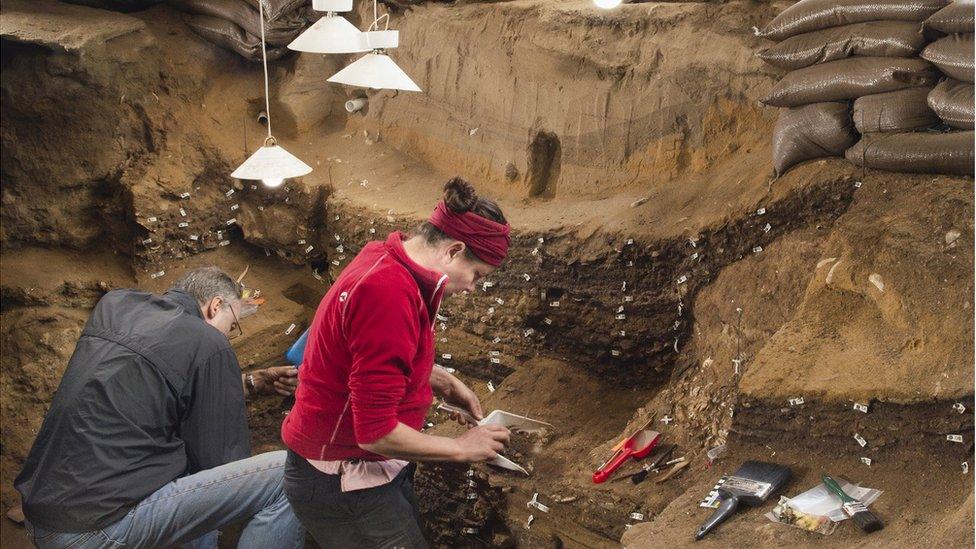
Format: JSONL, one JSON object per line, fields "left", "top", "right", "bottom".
{"left": 844, "top": 501, "right": 884, "bottom": 533}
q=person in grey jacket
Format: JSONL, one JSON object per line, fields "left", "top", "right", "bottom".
{"left": 15, "top": 266, "right": 303, "bottom": 549}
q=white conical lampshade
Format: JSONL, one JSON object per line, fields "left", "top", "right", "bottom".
{"left": 231, "top": 140, "right": 312, "bottom": 182}
{"left": 327, "top": 52, "right": 421, "bottom": 92}
{"left": 288, "top": 15, "right": 367, "bottom": 54}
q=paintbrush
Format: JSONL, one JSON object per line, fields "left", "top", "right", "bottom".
{"left": 695, "top": 461, "right": 791, "bottom": 540}
{"left": 822, "top": 474, "right": 883, "bottom": 533}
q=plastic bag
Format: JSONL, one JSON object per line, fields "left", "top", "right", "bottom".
{"left": 772, "top": 102, "right": 858, "bottom": 175}
{"left": 928, "top": 77, "right": 975, "bottom": 128}
{"left": 921, "top": 34, "right": 975, "bottom": 83}
{"left": 846, "top": 130, "right": 975, "bottom": 175}
{"left": 760, "top": 0, "right": 949, "bottom": 42}
{"left": 925, "top": 0, "right": 975, "bottom": 33}
{"left": 758, "top": 21, "right": 927, "bottom": 71}
{"left": 762, "top": 57, "right": 939, "bottom": 107}
{"left": 852, "top": 87, "right": 939, "bottom": 132}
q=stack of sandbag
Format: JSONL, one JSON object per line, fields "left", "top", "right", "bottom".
{"left": 924, "top": 1, "right": 975, "bottom": 129}
{"left": 169, "top": 0, "right": 309, "bottom": 62}
{"left": 758, "top": 0, "right": 975, "bottom": 176}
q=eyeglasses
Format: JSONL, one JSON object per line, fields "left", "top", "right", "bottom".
{"left": 228, "top": 302, "right": 244, "bottom": 340}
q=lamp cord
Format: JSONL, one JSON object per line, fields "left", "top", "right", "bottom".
{"left": 258, "top": 0, "right": 273, "bottom": 141}
{"left": 368, "top": 0, "right": 389, "bottom": 31}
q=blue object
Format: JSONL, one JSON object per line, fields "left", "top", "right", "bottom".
{"left": 286, "top": 328, "right": 310, "bottom": 367}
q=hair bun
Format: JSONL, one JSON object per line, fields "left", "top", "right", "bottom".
{"left": 442, "top": 176, "right": 478, "bottom": 213}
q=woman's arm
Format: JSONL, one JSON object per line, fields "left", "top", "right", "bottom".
{"left": 360, "top": 422, "right": 510, "bottom": 462}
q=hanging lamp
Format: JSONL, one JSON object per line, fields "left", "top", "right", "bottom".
{"left": 287, "top": 0, "right": 367, "bottom": 54}
{"left": 232, "top": 0, "right": 312, "bottom": 188}
{"left": 327, "top": 1, "right": 421, "bottom": 92}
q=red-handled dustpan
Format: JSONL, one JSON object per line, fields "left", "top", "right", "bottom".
{"left": 592, "top": 430, "right": 660, "bottom": 484}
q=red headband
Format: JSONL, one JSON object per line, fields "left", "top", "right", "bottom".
{"left": 428, "top": 200, "right": 511, "bottom": 266}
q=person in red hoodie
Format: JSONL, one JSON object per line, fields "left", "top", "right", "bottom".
{"left": 281, "top": 177, "right": 512, "bottom": 548}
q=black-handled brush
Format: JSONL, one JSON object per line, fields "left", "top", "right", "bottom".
{"left": 822, "top": 474, "right": 883, "bottom": 533}
{"left": 695, "top": 461, "right": 791, "bottom": 541}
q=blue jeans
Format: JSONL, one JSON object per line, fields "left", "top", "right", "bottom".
{"left": 25, "top": 451, "right": 304, "bottom": 549}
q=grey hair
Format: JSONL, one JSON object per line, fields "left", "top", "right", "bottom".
{"left": 172, "top": 266, "right": 240, "bottom": 307}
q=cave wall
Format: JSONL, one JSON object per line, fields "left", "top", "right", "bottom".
{"left": 354, "top": 1, "right": 780, "bottom": 197}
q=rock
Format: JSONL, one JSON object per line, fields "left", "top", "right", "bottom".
{"left": 6, "top": 505, "right": 24, "bottom": 524}
{"left": 504, "top": 162, "right": 519, "bottom": 181}
{"left": 868, "top": 273, "right": 885, "bottom": 292}
{"left": 945, "top": 229, "right": 961, "bottom": 246}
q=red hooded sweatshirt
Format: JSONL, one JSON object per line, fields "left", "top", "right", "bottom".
{"left": 281, "top": 232, "right": 447, "bottom": 461}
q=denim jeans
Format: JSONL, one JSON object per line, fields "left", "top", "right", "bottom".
{"left": 283, "top": 450, "right": 428, "bottom": 549}
{"left": 25, "top": 451, "right": 304, "bottom": 549}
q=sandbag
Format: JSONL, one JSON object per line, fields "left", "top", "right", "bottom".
{"left": 772, "top": 102, "right": 859, "bottom": 175}
{"left": 852, "top": 87, "right": 939, "bottom": 132}
{"left": 762, "top": 57, "right": 939, "bottom": 107}
{"left": 925, "top": 0, "right": 975, "bottom": 33}
{"left": 921, "top": 34, "right": 975, "bottom": 82}
{"left": 240, "top": 0, "right": 305, "bottom": 22}
{"left": 184, "top": 14, "right": 289, "bottom": 62}
{"left": 170, "top": 0, "right": 305, "bottom": 47}
{"left": 845, "top": 130, "right": 975, "bottom": 174}
{"left": 62, "top": 0, "right": 165, "bottom": 12}
{"left": 758, "top": 21, "right": 927, "bottom": 71}
{"left": 928, "top": 77, "right": 976, "bottom": 128}
{"left": 760, "top": 0, "right": 949, "bottom": 42}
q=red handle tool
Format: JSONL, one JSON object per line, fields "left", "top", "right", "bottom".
{"left": 592, "top": 430, "right": 661, "bottom": 484}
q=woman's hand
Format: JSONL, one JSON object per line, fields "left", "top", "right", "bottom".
{"left": 251, "top": 366, "right": 299, "bottom": 397}
{"left": 430, "top": 367, "right": 484, "bottom": 422}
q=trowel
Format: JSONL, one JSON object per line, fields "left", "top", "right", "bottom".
{"left": 592, "top": 429, "right": 661, "bottom": 484}
{"left": 437, "top": 403, "right": 552, "bottom": 475}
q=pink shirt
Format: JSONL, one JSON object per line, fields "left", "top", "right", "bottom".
{"left": 307, "top": 458, "right": 409, "bottom": 492}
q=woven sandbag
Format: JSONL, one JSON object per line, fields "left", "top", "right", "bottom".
{"left": 760, "top": 0, "right": 949, "bottom": 42}
{"left": 846, "top": 130, "right": 975, "bottom": 174}
{"left": 240, "top": 0, "right": 305, "bottom": 22}
{"left": 921, "top": 34, "right": 975, "bottom": 82}
{"left": 852, "top": 87, "right": 939, "bottom": 132}
{"left": 758, "top": 21, "right": 927, "bottom": 71}
{"left": 170, "top": 0, "right": 305, "bottom": 47}
{"left": 184, "top": 14, "right": 288, "bottom": 62}
{"left": 772, "top": 102, "right": 859, "bottom": 175}
{"left": 925, "top": 0, "right": 975, "bottom": 33}
{"left": 762, "top": 57, "right": 939, "bottom": 107}
{"left": 928, "top": 78, "right": 975, "bottom": 128}
{"left": 63, "top": 0, "right": 164, "bottom": 12}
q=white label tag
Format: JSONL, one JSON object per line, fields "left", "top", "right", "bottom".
{"left": 853, "top": 403, "right": 869, "bottom": 413}
{"left": 854, "top": 433, "right": 867, "bottom": 447}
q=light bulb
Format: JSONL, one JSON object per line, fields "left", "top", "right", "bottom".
{"left": 593, "top": 0, "right": 622, "bottom": 8}
{"left": 262, "top": 178, "right": 285, "bottom": 188}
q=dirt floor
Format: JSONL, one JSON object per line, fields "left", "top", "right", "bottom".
{"left": 1, "top": 0, "right": 973, "bottom": 547}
